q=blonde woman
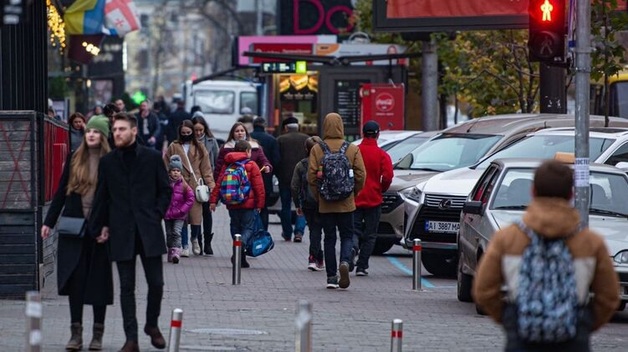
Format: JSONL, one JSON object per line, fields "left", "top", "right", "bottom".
{"left": 41, "top": 117, "right": 113, "bottom": 351}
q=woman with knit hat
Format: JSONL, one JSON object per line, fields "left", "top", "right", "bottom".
{"left": 40, "top": 116, "right": 113, "bottom": 351}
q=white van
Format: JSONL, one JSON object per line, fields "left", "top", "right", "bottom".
{"left": 183, "top": 80, "right": 259, "bottom": 142}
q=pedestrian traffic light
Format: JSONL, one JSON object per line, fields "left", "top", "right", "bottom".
{"left": 528, "top": 0, "right": 566, "bottom": 63}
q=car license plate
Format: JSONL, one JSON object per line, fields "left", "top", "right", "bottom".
{"left": 425, "top": 221, "right": 459, "bottom": 234}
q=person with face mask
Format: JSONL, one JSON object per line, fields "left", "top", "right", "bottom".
{"left": 164, "top": 119, "right": 215, "bottom": 257}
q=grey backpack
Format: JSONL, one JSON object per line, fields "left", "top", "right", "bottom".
{"left": 318, "top": 141, "right": 354, "bottom": 201}
{"left": 515, "top": 220, "right": 579, "bottom": 343}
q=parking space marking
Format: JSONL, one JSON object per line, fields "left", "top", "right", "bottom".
{"left": 387, "top": 257, "right": 436, "bottom": 288}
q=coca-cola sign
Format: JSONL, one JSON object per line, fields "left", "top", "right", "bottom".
{"left": 375, "top": 93, "right": 395, "bottom": 112}
{"left": 360, "top": 83, "right": 405, "bottom": 131}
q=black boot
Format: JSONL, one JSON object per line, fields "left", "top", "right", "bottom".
{"left": 204, "top": 233, "right": 214, "bottom": 256}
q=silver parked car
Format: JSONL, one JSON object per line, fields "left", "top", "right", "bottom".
{"left": 457, "top": 159, "right": 628, "bottom": 311}
{"left": 402, "top": 118, "right": 628, "bottom": 277}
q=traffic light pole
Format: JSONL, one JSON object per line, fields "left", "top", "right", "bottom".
{"left": 539, "top": 63, "right": 566, "bottom": 114}
{"left": 574, "top": 0, "right": 591, "bottom": 226}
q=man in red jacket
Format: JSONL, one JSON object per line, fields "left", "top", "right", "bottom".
{"left": 353, "top": 121, "right": 394, "bottom": 276}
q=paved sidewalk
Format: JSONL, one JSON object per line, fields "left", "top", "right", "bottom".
{"left": 1, "top": 205, "right": 627, "bottom": 351}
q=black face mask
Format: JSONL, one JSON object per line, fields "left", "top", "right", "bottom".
{"left": 180, "top": 134, "right": 194, "bottom": 142}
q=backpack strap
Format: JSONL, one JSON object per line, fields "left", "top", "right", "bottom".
{"left": 318, "top": 141, "right": 331, "bottom": 154}
{"left": 339, "top": 141, "right": 349, "bottom": 154}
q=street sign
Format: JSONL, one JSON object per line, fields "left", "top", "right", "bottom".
{"left": 261, "top": 61, "right": 307, "bottom": 74}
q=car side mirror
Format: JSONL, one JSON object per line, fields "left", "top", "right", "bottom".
{"left": 463, "top": 200, "right": 484, "bottom": 215}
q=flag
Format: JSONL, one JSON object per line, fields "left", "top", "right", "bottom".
{"left": 104, "top": 0, "right": 141, "bottom": 37}
{"left": 64, "top": 0, "right": 106, "bottom": 35}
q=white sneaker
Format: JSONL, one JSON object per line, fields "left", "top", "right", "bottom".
{"left": 308, "top": 262, "right": 318, "bottom": 271}
{"left": 192, "top": 239, "right": 201, "bottom": 255}
{"left": 181, "top": 247, "right": 190, "bottom": 257}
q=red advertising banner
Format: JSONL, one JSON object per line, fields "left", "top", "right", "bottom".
{"left": 360, "top": 83, "right": 405, "bottom": 132}
{"left": 387, "top": 0, "right": 626, "bottom": 18}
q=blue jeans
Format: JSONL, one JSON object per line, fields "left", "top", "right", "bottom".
{"left": 320, "top": 212, "right": 354, "bottom": 278}
{"left": 353, "top": 206, "right": 382, "bottom": 270}
{"left": 228, "top": 209, "right": 256, "bottom": 248}
{"left": 181, "top": 222, "right": 188, "bottom": 248}
{"left": 279, "top": 185, "right": 305, "bottom": 238}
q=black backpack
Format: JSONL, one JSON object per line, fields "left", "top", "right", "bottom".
{"left": 317, "top": 141, "right": 354, "bottom": 201}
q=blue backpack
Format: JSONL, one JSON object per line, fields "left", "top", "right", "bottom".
{"left": 515, "top": 220, "right": 579, "bottom": 343}
{"left": 219, "top": 160, "right": 251, "bottom": 205}
{"left": 318, "top": 141, "right": 354, "bottom": 201}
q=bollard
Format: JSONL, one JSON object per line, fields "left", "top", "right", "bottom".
{"left": 167, "top": 308, "right": 183, "bottom": 352}
{"left": 25, "top": 291, "right": 42, "bottom": 352}
{"left": 390, "top": 319, "right": 403, "bottom": 352}
{"left": 295, "top": 300, "right": 312, "bottom": 352}
{"left": 412, "top": 238, "right": 422, "bottom": 291}
{"left": 232, "top": 234, "right": 242, "bottom": 285}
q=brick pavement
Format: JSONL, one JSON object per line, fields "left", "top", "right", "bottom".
{"left": 1, "top": 205, "right": 627, "bottom": 351}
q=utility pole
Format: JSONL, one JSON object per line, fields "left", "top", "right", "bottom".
{"left": 574, "top": 0, "right": 591, "bottom": 226}
{"left": 422, "top": 39, "right": 439, "bottom": 131}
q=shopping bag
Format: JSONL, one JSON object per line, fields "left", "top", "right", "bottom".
{"left": 246, "top": 212, "right": 274, "bottom": 257}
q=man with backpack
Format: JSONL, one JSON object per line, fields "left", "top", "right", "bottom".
{"left": 473, "top": 160, "right": 619, "bottom": 351}
{"left": 308, "top": 112, "right": 365, "bottom": 289}
{"left": 352, "top": 121, "right": 393, "bottom": 276}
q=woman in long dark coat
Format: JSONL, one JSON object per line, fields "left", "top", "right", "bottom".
{"left": 40, "top": 116, "right": 113, "bottom": 351}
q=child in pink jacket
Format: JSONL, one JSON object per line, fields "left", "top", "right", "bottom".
{"left": 165, "top": 155, "right": 195, "bottom": 264}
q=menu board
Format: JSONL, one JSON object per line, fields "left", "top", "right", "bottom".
{"left": 333, "top": 79, "right": 369, "bottom": 129}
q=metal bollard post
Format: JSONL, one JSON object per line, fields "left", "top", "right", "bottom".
{"left": 232, "top": 234, "right": 242, "bottom": 285}
{"left": 390, "top": 319, "right": 403, "bottom": 352}
{"left": 25, "top": 291, "right": 42, "bottom": 352}
{"left": 412, "top": 239, "right": 422, "bottom": 291}
{"left": 295, "top": 300, "right": 312, "bottom": 352}
{"left": 167, "top": 308, "right": 183, "bottom": 352}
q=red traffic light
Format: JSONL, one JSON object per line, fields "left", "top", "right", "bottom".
{"left": 528, "top": 0, "right": 566, "bottom": 63}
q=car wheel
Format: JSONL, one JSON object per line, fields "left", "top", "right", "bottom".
{"left": 457, "top": 251, "right": 473, "bottom": 302}
{"left": 421, "top": 252, "right": 458, "bottom": 278}
{"left": 372, "top": 238, "right": 396, "bottom": 255}
{"left": 618, "top": 301, "right": 627, "bottom": 311}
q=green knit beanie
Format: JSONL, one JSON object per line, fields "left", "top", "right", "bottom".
{"left": 85, "top": 116, "right": 110, "bottom": 138}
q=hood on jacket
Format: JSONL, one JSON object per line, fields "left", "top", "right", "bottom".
{"left": 523, "top": 197, "right": 580, "bottom": 239}
{"left": 224, "top": 139, "right": 260, "bottom": 149}
{"left": 225, "top": 151, "right": 250, "bottom": 164}
{"left": 322, "top": 113, "right": 344, "bottom": 139}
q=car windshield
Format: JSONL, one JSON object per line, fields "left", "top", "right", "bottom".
{"left": 475, "top": 135, "right": 616, "bottom": 169}
{"left": 395, "top": 133, "right": 502, "bottom": 172}
{"left": 492, "top": 168, "right": 628, "bottom": 216}
{"left": 384, "top": 135, "right": 431, "bottom": 164}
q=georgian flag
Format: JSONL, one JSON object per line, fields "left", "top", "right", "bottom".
{"left": 104, "top": 0, "right": 141, "bottom": 37}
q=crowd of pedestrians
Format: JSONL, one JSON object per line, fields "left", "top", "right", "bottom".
{"left": 43, "top": 96, "right": 622, "bottom": 351}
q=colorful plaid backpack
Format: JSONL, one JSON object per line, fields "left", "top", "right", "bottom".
{"left": 219, "top": 160, "right": 251, "bottom": 205}
{"left": 515, "top": 220, "right": 579, "bottom": 343}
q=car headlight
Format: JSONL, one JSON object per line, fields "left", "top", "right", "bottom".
{"left": 402, "top": 186, "right": 423, "bottom": 203}
{"left": 613, "top": 250, "right": 628, "bottom": 264}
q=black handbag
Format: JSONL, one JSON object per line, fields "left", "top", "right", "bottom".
{"left": 57, "top": 216, "right": 87, "bottom": 238}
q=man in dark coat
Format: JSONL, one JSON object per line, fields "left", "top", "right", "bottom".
{"left": 91, "top": 112, "right": 172, "bottom": 352}
{"left": 135, "top": 99, "right": 162, "bottom": 151}
{"left": 276, "top": 116, "right": 309, "bottom": 242}
{"left": 166, "top": 100, "right": 190, "bottom": 145}
{"left": 250, "top": 116, "right": 280, "bottom": 230}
